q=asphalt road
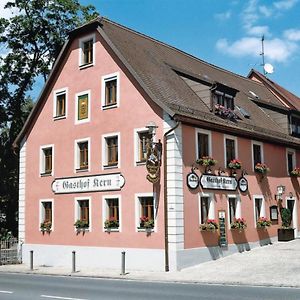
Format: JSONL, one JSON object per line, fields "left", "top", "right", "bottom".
{"left": 0, "top": 273, "right": 300, "bottom": 300}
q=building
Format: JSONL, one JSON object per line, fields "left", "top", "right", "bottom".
{"left": 14, "top": 17, "right": 300, "bottom": 272}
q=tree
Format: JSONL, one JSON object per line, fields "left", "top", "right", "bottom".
{"left": 0, "top": 0, "right": 98, "bottom": 235}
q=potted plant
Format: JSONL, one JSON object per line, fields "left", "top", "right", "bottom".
{"left": 196, "top": 156, "right": 217, "bottom": 173}
{"left": 200, "top": 219, "right": 219, "bottom": 232}
{"left": 104, "top": 217, "right": 119, "bottom": 231}
{"left": 228, "top": 159, "right": 242, "bottom": 170}
{"left": 278, "top": 208, "right": 294, "bottom": 241}
{"left": 230, "top": 217, "right": 247, "bottom": 231}
{"left": 254, "top": 163, "right": 270, "bottom": 175}
{"left": 74, "top": 219, "right": 89, "bottom": 232}
{"left": 40, "top": 221, "right": 52, "bottom": 233}
{"left": 256, "top": 217, "right": 272, "bottom": 229}
{"left": 214, "top": 104, "right": 238, "bottom": 121}
{"left": 139, "top": 216, "right": 154, "bottom": 232}
{"left": 290, "top": 167, "right": 300, "bottom": 177}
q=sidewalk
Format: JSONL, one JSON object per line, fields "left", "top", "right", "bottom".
{"left": 1, "top": 239, "right": 300, "bottom": 288}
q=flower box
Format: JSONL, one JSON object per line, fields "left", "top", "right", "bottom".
{"left": 278, "top": 228, "right": 294, "bottom": 241}
{"left": 230, "top": 217, "right": 247, "bottom": 230}
{"left": 104, "top": 217, "right": 119, "bottom": 230}
{"left": 74, "top": 219, "right": 89, "bottom": 232}
{"left": 40, "top": 221, "right": 52, "bottom": 233}
{"left": 228, "top": 159, "right": 242, "bottom": 170}
{"left": 290, "top": 167, "right": 300, "bottom": 177}
{"left": 139, "top": 216, "right": 154, "bottom": 229}
{"left": 200, "top": 219, "right": 219, "bottom": 232}
{"left": 196, "top": 156, "right": 217, "bottom": 167}
{"left": 214, "top": 104, "right": 238, "bottom": 121}
{"left": 256, "top": 217, "right": 271, "bottom": 228}
{"left": 254, "top": 163, "right": 269, "bottom": 175}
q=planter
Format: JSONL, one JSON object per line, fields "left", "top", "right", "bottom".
{"left": 278, "top": 228, "right": 294, "bottom": 242}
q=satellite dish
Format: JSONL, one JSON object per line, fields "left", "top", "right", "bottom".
{"left": 264, "top": 63, "right": 274, "bottom": 74}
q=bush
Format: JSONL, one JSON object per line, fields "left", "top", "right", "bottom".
{"left": 281, "top": 208, "right": 292, "bottom": 228}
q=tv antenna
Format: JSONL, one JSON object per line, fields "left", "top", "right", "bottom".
{"left": 260, "top": 35, "right": 274, "bottom": 76}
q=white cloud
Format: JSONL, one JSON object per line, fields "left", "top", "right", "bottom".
{"left": 284, "top": 29, "right": 300, "bottom": 41}
{"left": 214, "top": 11, "right": 231, "bottom": 21}
{"left": 258, "top": 5, "right": 273, "bottom": 17}
{"left": 274, "top": 0, "right": 298, "bottom": 10}
{"left": 247, "top": 25, "right": 269, "bottom": 36}
{"left": 216, "top": 37, "right": 297, "bottom": 62}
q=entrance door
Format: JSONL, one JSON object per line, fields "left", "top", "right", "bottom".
{"left": 287, "top": 199, "right": 298, "bottom": 237}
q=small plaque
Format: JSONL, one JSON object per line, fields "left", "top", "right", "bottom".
{"left": 238, "top": 177, "right": 248, "bottom": 193}
{"left": 187, "top": 172, "right": 199, "bottom": 189}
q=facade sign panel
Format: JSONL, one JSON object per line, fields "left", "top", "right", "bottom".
{"left": 52, "top": 173, "right": 125, "bottom": 194}
{"left": 200, "top": 175, "right": 237, "bottom": 191}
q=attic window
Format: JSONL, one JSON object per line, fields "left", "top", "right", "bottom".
{"left": 249, "top": 91, "right": 260, "bottom": 99}
{"left": 79, "top": 34, "right": 95, "bottom": 68}
{"left": 236, "top": 105, "right": 251, "bottom": 118}
{"left": 213, "top": 91, "right": 234, "bottom": 110}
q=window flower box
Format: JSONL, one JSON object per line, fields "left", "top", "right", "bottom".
{"left": 139, "top": 216, "right": 154, "bottom": 230}
{"left": 290, "top": 167, "right": 300, "bottom": 177}
{"left": 104, "top": 217, "right": 119, "bottom": 231}
{"left": 40, "top": 221, "right": 52, "bottom": 233}
{"left": 257, "top": 217, "right": 271, "bottom": 229}
{"left": 254, "top": 163, "right": 269, "bottom": 175}
{"left": 214, "top": 104, "right": 238, "bottom": 121}
{"left": 74, "top": 219, "right": 89, "bottom": 232}
{"left": 196, "top": 156, "right": 217, "bottom": 167}
{"left": 200, "top": 219, "right": 219, "bottom": 232}
{"left": 230, "top": 218, "right": 247, "bottom": 231}
{"left": 228, "top": 159, "right": 242, "bottom": 170}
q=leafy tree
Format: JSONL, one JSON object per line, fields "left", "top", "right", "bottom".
{"left": 0, "top": 0, "right": 98, "bottom": 235}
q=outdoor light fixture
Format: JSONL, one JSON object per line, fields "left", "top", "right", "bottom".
{"left": 146, "top": 121, "right": 158, "bottom": 136}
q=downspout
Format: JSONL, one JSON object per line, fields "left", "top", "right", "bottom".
{"left": 163, "top": 118, "right": 180, "bottom": 272}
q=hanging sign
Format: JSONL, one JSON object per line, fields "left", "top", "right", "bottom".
{"left": 187, "top": 172, "right": 200, "bottom": 189}
{"left": 200, "top": 174, "right": 237, "bottom": 191}
{"left": 238, "top": 177, "right": 248, "bottom": 193}
{"left": 146, "top": 141, "right": 162, "bottom": 183}
{"left": 52, "top": 173, "right": 125, "bottom": 194}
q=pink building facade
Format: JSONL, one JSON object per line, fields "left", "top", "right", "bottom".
{"left": 15, "top": 18, "right": 300, "bottom": 271}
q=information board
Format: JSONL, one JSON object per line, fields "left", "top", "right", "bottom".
{"left": 218, "top": 210, "right": 227, "bottom": 247}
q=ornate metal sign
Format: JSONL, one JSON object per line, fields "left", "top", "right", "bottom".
{"left": 52, "top": 173, "right": 125, "bottom": 194}
{"left": 146, "top": 140, "right": 162, "bottom": 183}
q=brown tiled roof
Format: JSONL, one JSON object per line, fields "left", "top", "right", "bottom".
{"left": 14, "top": 17, "right": 300, "bottom": 148}
{"left": 248, "top": 69, "right": 300, "bottom": 110}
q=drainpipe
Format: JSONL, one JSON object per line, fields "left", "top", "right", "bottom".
{"left": 163, "top": 118, "right": 180, "bottom": 272}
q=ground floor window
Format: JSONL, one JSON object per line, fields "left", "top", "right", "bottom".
{"left": 136, "top": 194, "right": 155, "bottom": 230}
{"left": 40, "top": 200, "right": 53, "bottom": 232}
{"left": 103, "top": 196, "right": 120, "bottom": 230}
{"left": 199, "top": 194, "right": 214, "bottom": 224}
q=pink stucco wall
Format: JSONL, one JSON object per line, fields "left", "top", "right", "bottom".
{"left": 182, "top": 124, "right": 300, "bottom": 249}
{"left": 24, "top": 30, "right": 165, "bottom": 248}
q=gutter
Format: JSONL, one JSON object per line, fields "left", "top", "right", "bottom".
{"left": 163, "top": 119, "right": 180, "bottom": 272}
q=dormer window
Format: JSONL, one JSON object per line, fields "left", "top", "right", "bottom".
{"left": 291, "top": 116, "right": 300, "bottom": 137}
{"left": 213, "top": 91, "right": 234, "bottom": 110}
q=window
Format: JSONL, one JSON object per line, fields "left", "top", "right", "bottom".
{"left": 75, "top": 138, "right": 90, "bottom": 172}
{"left": 101, "top": 73, "right": 120, "bottom": 109}
{"left": 40, "top": 145, "right": 54, "bottom": 176}
{"left": 196, "top": 129, "right": 211, "bottom": 160}
{"left": 213, "top": 91, "right": 234, "bottom": 109}
{"left": 75, "top": 91, "right": 90, "bottom": 123}
{"left": 79, "top": 34, "right": 95, "bottom": 67}
{"left": 254, "top": 196, "right": 265, "bottom": 225}
{"left": 135, "top": 193, "right": 156, "bottom": 231}
{"left": 40, "top": 200, "right": 53, "bottom": 230}
{"left": 53, "top": 88, "right": 67, "bottom": 119}
{"left": 291, "top": 116, "right": 300, "bottom": 137}
{"left": 287, "top": 149, "right": 296, "bottom": 175}
{"left": 224, "top": 136, "right": 237, "bottom": 167}
{"left": 228, "top": 196, "right": 241, "bottom": 225}
{"left": 102, "top": 133, "right": 120, "bottom": 168}
{"left": 199, "top": 194, "right": 214, "bottom": 224}
{"left": 134, "top": 129, "right": 151, "bottom": 164}
{"left": 252, "top": 142, "right": 262, "bottom": 169}
{"left": 75, "top": 197, "right": 91, "bottom": 230}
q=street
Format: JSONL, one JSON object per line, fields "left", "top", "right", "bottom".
{"left": 0, "top": 273, "right": 299, "bottom": 300}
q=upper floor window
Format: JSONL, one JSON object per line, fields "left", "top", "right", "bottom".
{"left": 101, "top": 73, "right": 120, "bottom": 109}
{"left": 102, "top": 133, "right": 120, "bottom": 169}
{"left": 196, "top": 129, "right": 211, "bottom": 159}
{"left": 75, "top": 90, "right": 90, "bottom": 124}
{"left": 75, "top": 138, "right": 90, "bottom": 172}
{"left": 53, "top": 88, "right": 67, "bottom": 119}
{"left": 287, "top": 149, "right": 296, "bottom": 175}
{"left": 291, "top": 116, "right": 300, "bottom": 137}
{"left": 252, "top": 141, "right": 263, "bottom": 170}
{"left": 136, "top": 194, "right": 155, "bottom": 230}
{"left": 79, "top": 34, "right": 95, "bottom": 68}
{"left": 224, "top": 136, "right": 237, "bottom": 167}
{"left": 134, "top": 129, "right": 151, "bottom": 165}
{"left": 40, "top": 145, "right": 54, "bottom": 176}
{"left": 213, "top": 91, "right": 234, "bottom": 110}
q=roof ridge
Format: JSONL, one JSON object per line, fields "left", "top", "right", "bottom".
{"left": 101, "top": 17, "right": 265, "bottom": 86}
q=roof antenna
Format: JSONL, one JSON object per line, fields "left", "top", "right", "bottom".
{"left": 260, "top": 35, "right": 274, "bottom": 76}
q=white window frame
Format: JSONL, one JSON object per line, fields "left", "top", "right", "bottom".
{"left": 227, "top": 194, "right": 241, "bottom": 228}
{"left": 101, "top": 72, "right": 120, "bottom": 110}
{"left": 286, "top": 148, "right": 296, "bottom": 175}
{"left": 74, "top": 196, "right": 92, "bottom": 232}
{"left": 78, "top": 33, "right": 95, "bottom": 68}
{"left": 53, "top": 87, "right": 68, "bottom": 120}
{"left": 251, "top": 140, "right": 264, "bottom": 171}
{"left": 74, "top": 137, "right": 91, "bottom": 173}
{"left": 39, "top": 199, "right": 54, "bottom": 232}
{"left": 102, "top": 195, "right": 122, "bottom": 232}
{"left": 75, "top": 90, "right": 91, "bottom": 125}
{"left": 135, "top": 192, "right": 157, "bottom": 232}
{"left": 253, "top": 195, "right": 266, "bottom": 227}
{"left": 39, "top": 144, "right": 54, "bottom": 176}
{"left": 224, "top": 135, "right": 238, "bottom": 168}
{"left": 198, "top": 192, "right": 215, "bottom": 224}
{"left": 102, "top": 132, "right": 120, "bottom": 170}
{"left": 134, "top": 127, "right": 149, "bottom": 166}
{"left": 195, "top": 128, "right": 212, "bottom": 160}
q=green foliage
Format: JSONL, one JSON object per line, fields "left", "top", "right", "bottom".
{"left": 0, "top": 0, "right": 98, "bottom": 235}
{"left": 281, "top": 208, "right": 292, "bottom": 228}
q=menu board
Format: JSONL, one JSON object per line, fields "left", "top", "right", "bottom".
{"left": 218, "top": 210, "right": 227, "bottom": 247}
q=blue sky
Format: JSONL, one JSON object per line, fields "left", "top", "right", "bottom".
{"left": 81, "top": 0, "right": 300, "bottom": 97}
